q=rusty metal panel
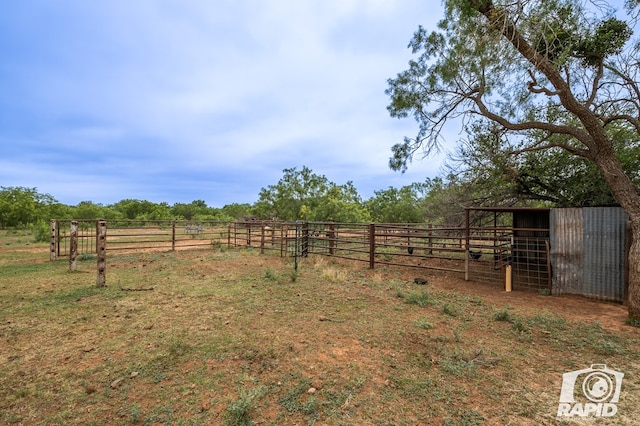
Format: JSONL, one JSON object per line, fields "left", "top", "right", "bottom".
{"left": 583, "top": 207, "right": 628, "bottom": 302}
{"left": 550, "top": 207, "right": 628, "bottom": 302}
{"left": 550, "top": 208, "right": 583, "bottom": 296}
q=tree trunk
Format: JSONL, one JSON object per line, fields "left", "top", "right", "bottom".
{"left": 628, "top": 229, "right": 640, "bottom": 319}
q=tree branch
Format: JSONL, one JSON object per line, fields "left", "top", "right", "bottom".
{"left": 527, "top": 70, "right": 560, "bottom": 96}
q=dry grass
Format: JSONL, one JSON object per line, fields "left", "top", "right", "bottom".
{"left": 1, "top": 230, "right": 640, "bottom": 425}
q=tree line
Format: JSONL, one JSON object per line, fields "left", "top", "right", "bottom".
{"left": 0, "top": 166, "right": 439, "bottom": 232}
{"left": 4, "top": 147, "right": 637, "bottom": 236}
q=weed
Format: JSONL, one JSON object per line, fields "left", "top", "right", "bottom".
{"left": 290, "top": 269, "right": 298, "bottom": 282}
{"left": 398, "top": 289, "right": 432, "bottom": 307}
{"left": 129, "top": 403, "right": 142, "bottom": 423}
{"left": 439, "top": 349, "right": 478, "bottom": 377}
{"left": 415, "top": 319, "right": 434, "bottom": 330}
{"left": 443, "top": 408, "right": 484, "bottom": 426}
{"left": 493, "top": 309, "right": 514, "bottom": 323}
{"left": 264, "top": 268, "right": 278, "bottom": 281}
{"left": 442, "top": 303, "right": 458, "bottom": 317}
{"left": 321, "top": 266, "right": 347, "bottom": 282}
{"left": 167, "top": 337, "right": 192, "bottom": 358}
{"left": 598, "top": 340, "right": 622, "bottom": 355}
{"left": 511, "top": 318, "right": 530, "bottom": 334}
{"left": 625, "top": 316, "right": 640, "bottom": 327}
{"left": 301, "top": 396, "right": 319, "bottom": 416}
{"left": 278, "top": 374, "right": 311, "bottom": 413}
{"left": 211, "top": 240, "right": 226, "bottom": 251}
{"left": 529, "top": 312, "right": 567, "bottom": 331}
{"left": 78, "top": 253, "right": 96, "bottom": 261}
{"left": 224, "top": 387, "right": 267, "bottom": 426}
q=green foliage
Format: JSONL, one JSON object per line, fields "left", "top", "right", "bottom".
{"left": 254, "top": 166, "right": 370, "bottom": 222}
{"left": 366, "top": 183, "right": 428, "bottom": 223}
{"left": 447, "top": 120, "right": 640, "bottom": 207}
{"left": 574, "top": 17, "right": 632, "bottom": 67}
{"left": 625, "top": 316, "right": 640, "bottom": 327}
{"left": 0, "top": 187, "right": 58, "bottom": 228}
{"left": 397, "top": 288, "right": 433, "bottom": 307}
{"left": 31, "top": 220, "right": 50, "bottom": 243}
{"left": 224, "top": 387, "right": 267, "bottom": 426}
{"left": 73, "top": 201, "right": 120, "bottom": 220}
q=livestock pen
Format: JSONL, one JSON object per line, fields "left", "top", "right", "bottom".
{"left": 49, "top": 207, "right": 631, "bottom": 303}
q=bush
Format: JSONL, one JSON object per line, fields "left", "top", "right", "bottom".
{"left": 31, "top": 221, "right": 50, "bottom": 243}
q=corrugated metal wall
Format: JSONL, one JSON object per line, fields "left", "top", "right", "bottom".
{"left": 550, "top": 207, "right": 628, "bottom": 302}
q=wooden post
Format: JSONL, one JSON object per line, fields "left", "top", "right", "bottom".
{"left": 260, "top": 222, "right": 266, "bottom": 254}
{"left": 328, "top": 223, "right": 336, "bottom": 256}
{"left": 171, "top": 220, "right": 176, "bottom": 251}
{"left": 369, "top": 223, "right": 376, "bottom": 269}
{"left": 96, "top": 220, "right": 107, "bottom": 287}
{"left": 505, "top": 264, "right": 512, "bottom": 292}
{"left": 280, "top": 225, "right": 285, "bottom": 257}
{"left": 69, "top": 220, "right": 78, "bottom": 272}
{"left": 56, "top": 220, "right": 61, "bottom": 257}
{"left": 50, "top": 220, "right": 57, "bottom": 261}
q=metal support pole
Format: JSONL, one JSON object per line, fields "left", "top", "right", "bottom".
{"left": 369, "top": 223, "right": 375, "bottom": 269}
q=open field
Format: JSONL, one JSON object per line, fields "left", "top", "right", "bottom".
{"left": 1, "top": 230, "right": 639, "bottom": 425}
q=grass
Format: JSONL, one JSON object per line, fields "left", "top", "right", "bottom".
{"left": 1, "top": 232, "right": 640, "bottom": 424}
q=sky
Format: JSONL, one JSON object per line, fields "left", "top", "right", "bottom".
{"left": 0, "top": 0, "right": 453, "bottom": 207}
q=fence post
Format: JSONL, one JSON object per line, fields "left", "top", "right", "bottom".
{"left": 369, "top": 223, "right": 376, "bottom": 269}
{"left": 96, "top": 220, "right": 107, "bottom": 288}
{"left": 50, "top": 220, "right": 57, "bottom": 261}
{"left": 56, "top": 220, "right": 61, "bottom": 257}
{"left": 465, "top": 209, "right": 470, "bottom": 281}
{"left": 69, "top": 220, "right": 78, "bottom": 272}
{"left": 328, "top": 223, "right": 336, "bottom": 255}
{"left": 260, "top": 222, "right": 266, "bottom": 254}
{"left": 301, "top": 222, "right": 309, "bottom": 257}
{"left": 172, "top": 220, "right": 176, "bottom": 251}
{"left": 280, "top": 225, "right": 284, "bottom": 257}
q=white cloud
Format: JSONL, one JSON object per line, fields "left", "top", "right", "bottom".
{"left": 0, "top": 0, "right": 445, "bottom": 206}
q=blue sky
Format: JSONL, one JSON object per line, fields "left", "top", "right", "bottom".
{"left": 0, "top": 0, "right": 451, "bottom": 207}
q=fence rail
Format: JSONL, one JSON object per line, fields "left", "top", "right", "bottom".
{"left": 50, "top": 219, "right": 551, "bottom": 292}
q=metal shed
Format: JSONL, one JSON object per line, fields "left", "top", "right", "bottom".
{"left": 466, "top": 206, "right": 630, "bottom": 302}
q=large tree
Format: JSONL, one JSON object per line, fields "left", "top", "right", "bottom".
{"left": 253, "top": 166, "right": 370, "bottom": 222}
{"left": 386, "top": 0, "right": 640, "bottom": 319}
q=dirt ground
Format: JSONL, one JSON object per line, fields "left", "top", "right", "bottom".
{"left": 1, "top": 243, "right": 639, "bottom": 425}
{"left": 409, "top": 268, "right": 631, "bottom": 333}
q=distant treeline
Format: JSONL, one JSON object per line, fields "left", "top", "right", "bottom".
{"left": 0, "top": 168, "right": 448, "bottom": 232}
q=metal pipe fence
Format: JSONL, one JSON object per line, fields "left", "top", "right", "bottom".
{"left": 49, "top": 219, "right": 551, "bottom": 293}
